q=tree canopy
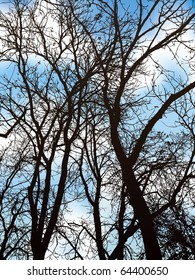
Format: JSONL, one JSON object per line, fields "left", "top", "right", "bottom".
{"left": 0, "top": 0, "right": 195, "bottom": 259}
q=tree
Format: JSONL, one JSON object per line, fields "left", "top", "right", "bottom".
{"left": 0, "top": 0, "right": 99, "bottom": 259}
{"left": 0, "top": 144, "right": 31, "bottom": 259}
{"left": 0, "top": 0, "right": 195, "bottom": 259}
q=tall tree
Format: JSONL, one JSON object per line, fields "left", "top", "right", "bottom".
{"left": 0, "top": 0, "right": 195, "bottom": 259}
{"left": 0, "top": 0, "right": 99, "bottom": 259}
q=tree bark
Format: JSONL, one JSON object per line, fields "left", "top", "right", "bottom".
{"left": 109, "top": 120, "right": 161, "bottom": 259}
{"left": 123, "top": 167, "right": 162, "bottom": 259}
{"left": 31, "top": 237, "right": 45, "bottom": 260}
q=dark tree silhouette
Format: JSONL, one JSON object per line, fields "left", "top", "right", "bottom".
{"left": 0, "top": 0, "right": 195, "bottom": 259}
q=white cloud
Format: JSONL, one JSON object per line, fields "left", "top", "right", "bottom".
{"left": 0, "top": 2, "right": 10, "bottom": 13}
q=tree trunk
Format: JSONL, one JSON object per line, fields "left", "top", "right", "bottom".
{"left": 33, "top": 251, "right": 45, "bottom": 260}
{"left": 31, "top": 240, "right": 46, "bottom": 260}
{"left": 94, "top": 206, "right": 106, "bottom": 260}
{"left": 124, "top": 168, "right": 162, "bottom": 260}
{"left": 109, "top": 121, "right": 161, "bottom": 259}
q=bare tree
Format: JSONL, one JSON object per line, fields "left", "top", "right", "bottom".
{"left": 65, "top": 0, "right": 195, "bottom": 259}
{"left": 0, "top": 144, "right": 30, "bottom": 259}
{"left": 0, "top": 0, "right": 99, "bottom": 259}
{"left": 0, "top": 0, "right": 195, "bottom": 260}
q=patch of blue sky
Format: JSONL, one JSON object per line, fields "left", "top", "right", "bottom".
{"left": 0, "top": 1, "right": 10, "bottom": 13}
{"left": 121, "top": 2, "right": 195, "bottom": 134}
